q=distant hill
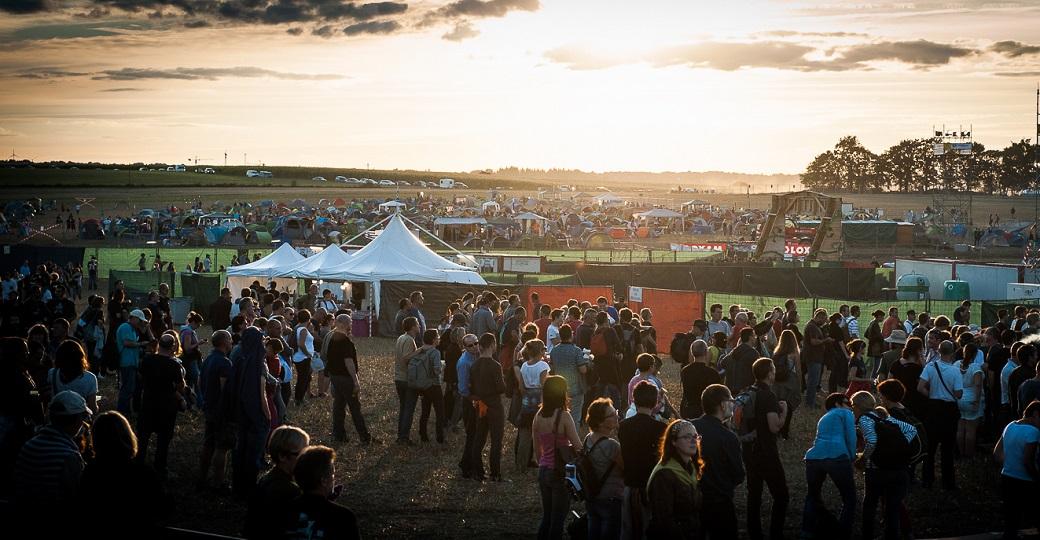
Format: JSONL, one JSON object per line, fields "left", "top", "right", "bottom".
{"left": 487, "top": 168, "right": 801, "bottom": 192}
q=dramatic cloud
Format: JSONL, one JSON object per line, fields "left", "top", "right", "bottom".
{"left": 0, "top": 0, "right": 51, "bottom": 14}
{"left": 835, "top": 40, "right": 975, "bottom": 67}
{"left": 990, "top": 40, "right": 1040, "bottom": 58}
{"left": 91, "top": 66, "right": 345, "bottom": 80}
{"left": 343, "top": 20, "right": 399, "bottom": 35}
{"left": 441, "top": 21, "right": 477, "bottom": 41}
{"left": 285, "top": 26, "right": 303, "bottom": 35}
{"left": 184, "top": 19, "right": 208, "bottom": 27}
{"left": 429, "top": 0, "right": 537, "bottom": 19}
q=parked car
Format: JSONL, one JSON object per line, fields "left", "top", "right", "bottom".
{"left": 203, "top": 167, "right": 216, "bottom": 174}
{"left": 378, "top": 179, "right": 395, "bottom": 186}
{"left": 397, "top": 181, "right": 410, "bottom": 186}
{"left": 313, "top": 176, "right": 327, "bottom": 182}
{"left": 259, "top": 171, "right": 273, "bottom": 178}
{"left": 334, "top": 176, "right": 348, "bottom": 183}
{"left": 455, "top": 182, "right": 468, "bottom": 188}
{"left": 246, "top": 170, "right": 260, "bottom": 177}
{"left": 439, "top": 178, "right": 455, "bottom": 189}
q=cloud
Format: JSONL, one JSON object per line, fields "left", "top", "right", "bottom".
{"left": 184, "top": 19, "right": 208, "bottom": 28}
{"left": 994, "top": 71, "right": 1040, "bottom": 77}
{"left": 15, "top": 67, "right": 90, "bottom": 79}
{"left": 990, "top": 40, "right": 1040, "bottom": 58}
{"left": 835, "top": 40, "right": 975, "bottom": 67}
{"left": 442, "top": 21, "right": 478, "bottom": 41}
{"left": 100, "top": 87, "right": 148, "bottom": 91}
{"left": 544, "top": 46, "right": 631, "bottom": 71}
{"left": 422, "top": 0, "right": 538, "bottom": 27}
{"left": 312, "top": 24, "right": 335, "bottom": 37}
{"left": 91, "top": 66, "right": 345, "bottom": 80}
{"left": 759, "top": 30, "right": 867, "bottom": 38}
{"left": 0, "top": 0, "right": 51, "bottom": 14}
{"left": 343, "top": 20, "right": 399, "bottom": 36}
{"left": 650, "top": 41, "right": 827, "bottom": 71}
{"left": 0, "top": 126, "right": 18, "bottom": 137}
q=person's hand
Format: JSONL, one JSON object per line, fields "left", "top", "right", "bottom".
{"left": 778, "top": 400, "right": 788, "bottom": 415}
{"left": 353, "top": 384, "right": 360, "bottom": 396}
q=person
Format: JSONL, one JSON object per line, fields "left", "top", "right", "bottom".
{"left": 291, "top": 310, "right": 315, "bottom": 405}
{"left": 0, "top": 337, "right": 45, "bottom": 493}
{"left": 210, "top": 288, "right": 233, "bottom": 335}
{"left": 531, "top": 375, "right": 581, "bottom": 540}
{"left": 457, "top": 333, "right": 480, "bottom": 478}
{"left": 316, "top": 289, "right": 338, "bottom": 314}
{"left": 285, "top": 445, "right": 362, "bottom": 539}
{"left": 680, "top": 339, "right": 721, "bottom": 419}
{"left": 1018, "top": 364, "right": 1040, "bottom": 418}
{"left": 87, "top": 255, "right": 98, "bottom": 291}
{"left": 917, "top": 340, "right": 964, "bottom": 490}
{"left": 546, "top": 308, "right": 564, "bottom": 353}
{"left": 325, "top": 314, "right": 372, "bottom": 444}
{"left": 442, "top": 326, "right": 465, "bottom": 430}
{"left": 136, "top": 332, "right": 187, "bottom": 478}
{"left": 957, "top": 342, "right": 985, "bottom": 458}
{"left": 852, "top": 391, "right": 917, "bottom": 540}
{"left": 13, "top": 391, "right": 88, "bottom": 523}
{"left": 744, "top": 358, "right": 789, "bottom": 540}
{"left": 264, "top": 339, "right": 285, "bottom": 427}
{"left": 801, "top": 393, "right": 857, "bottom": 540}
{"left": 198, "top": 329, "right": 235, "bottom": 491}
{"left": 517, "top": 338, "right": 550, "bottom": 470}
{"left": 707, "top": 303, "right": 731, "bottom": 340}
{"left": 845, "top": 339, "right": 872, "bottom": 397}
{"left": 718, "top": 327, "right": 757, "bottom": 395}
{"left": 1009, "top": 344, "right": 1038, "bottom": 418}
{"left": 645, "top": 419, "right": 702, "bottom": 539}
{"left": 116, "top": 309, "right": 150, "bottom": 414}
{"left": 582, "top": 398, "right": 625, "bottom": 539}
{"left": 296, "top": 284, "right": 318, "bottom": 312}
{"left": 549, "top": 324, "right": 588, "bottom": 427}
{"left": 993, "top": 400, "right": 1040, "bottom": 540}
{"left": 415, "top": 329, "right": 446, "bottom": 444}
{"left": 591, "top": 311, "right": 624, "bottom": 407}
{"left": 394, "top": 317, "right": 427, "bottom": 445}
{"left": 876, "top": 330, "right": 906, "bottom": 381}
{"left": 245, "top": 425, "right": 310, "bottom": 539}
{"left": 618, "top": 381, "right": 667, "bottom": 539}
{"left": 864, "top": 309, "right": 885, "bottom": 376}
{"left": 1001, "top": 343, "right": 1023, "bottom": 426}
{"left": 986, "top": 329, "right": 1014, "bottom": 434}
{"left": 889, "top": 336, "right": 926, "bottom": 418}
{"left": 627, "top": 352, "right": 666, "bottom": 418}
{"left": 771, "top": 329, "right": 802, "bottom": 439}
{"left": 882, "top": 307, "right": 901, "bottom": 338}
{"left": 825, "top": 313, "right": 850, "bottom": 393}
{"left": 470, "top": 332, "right": 507, "bottom": 481}
{"left": 180, "top": 311, "right": 206, "bottom": 409}
{"left": 81, "top": 411, "right": 167, "bottom": 536}
{"left": 407, "top": 290, "right": 427, "bottom": 335}
{"left": 48, "top": 339, "right": 98, "bottom": 414}
{"left": 469, "top": 295, "right": 497, "bottom": 338}
{"left": 230, "top": 327, "right": 273, "bottom": 500}
{"left": 692, "top": 384, "right": 744, "bottom": 540}
{"left": 802, "top": 309, "right": 832, "bottom": 408}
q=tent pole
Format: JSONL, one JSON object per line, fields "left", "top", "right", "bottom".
{"left": 342, "top": 214, "right": 393, "bottom": 245}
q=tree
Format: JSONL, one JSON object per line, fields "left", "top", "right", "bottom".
{"left": 800, "top": 150, "right": 840, "bottom": 191}
{"left": 879, "top": 139, "right": 934, "bottom": 193}
{"left": 1001, "top": 139, "right": 1038, "bottom": 193}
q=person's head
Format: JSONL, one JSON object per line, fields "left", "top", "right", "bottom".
{"left": 539, "top": 375, "right": 569, "bottom": 417}
{"left": 734, "top": 312, "right": 749, "bottom": 326}
{"left": 422, "top": 329, "right": 440, "bottom": 346}
{"left": 294, "top": 445, "right": 336, "bottom": 496}
{"left": 712, "top": 331, "right": 727, "bottom": 349}
{"left": 1022, "top": 400, "right": 1040, "bottom": 427}
{"left": 901, "top": 336, "right": 923, "bottom": 361}
{"left": 399, "top": 298, "right": 410, "bottom": 311}
{"left": 449, "top": 325, "right": 465, "bottom": 345}
{"left": 478, "top": 332, "right": 497, "bottom": 356}
{"left": 48, "top": 390, "right": 90, "bottom": 436}
{"left": 700, "top": 384, "right": 734, "bottom": 420}
{"left": 550, "top": 308, "right": 564, "bottom": 325}
{"left": 888, "top": 306, "right": 899, "bottom": 318}
{"left": 619, "top": 308, "right": 633, "bottom": 324}
{"left": 813, "top": 308, "right": 827, "bottom": 324}
{"left": 938, "top": 340, "right": 956, "bottom": 361}
{"left": 739, "top": 327, "right": 754, "bottom": 344}
{"left": 538, "top": 304, "right": 551, "bottom": 319}
{"left": 847, "top": 338, "right": 866, "bottom": 356}
{"left": 187, "top": 311, "right": 204, "bottom": 328}
{"left": 825, "top": 392, "right": 852, "bottom": 411}
{"left": 596, "top": 296, "right": 609, "bottom": 310}
{"left": 934, "top": 315, "right": 951, "bottom": 330}
{"left": 522, "top": 339, "right": 546, "bottom": 361}
{"left": 839, "top": 304, "right": 850, "bottom": 316}
{"left": 729, "top": 305, "right": 740, "bottom": 318}
{"left": 784, "top": 298, "right": 797, "bottom": 312}
{"left": 296, "top": 309, "right": 311, "bottom": 325}
{"left": 640, "top": 308, "right": 652, "bottom": 322}
{"left": 585, "top": 397, "right": 619, "bottom": 435}
{"left": 906, "top": 309, "right": 916, "bottom": 320}
{"left": 211, "top": 329, "right": 232, "bottom": 353}
{"left": 773, "top": 329, "right": 799, "bottom": 357}
{"left": 595, "top": 311, "right": 609, "bottom": 327}
{"left": 632, "top": 380, "right": 659, "bottom": 411}
{"left": 514, "top": 306, "right": 527, "bottom": 322}
{"left": 709, "top": 303, "right": 723, "bottom": 321}
{"left": 583, "top": 308, "right": 597, "bottom": 324}
{"left": 157, "top": 332, "right": 178, "bottom": 356}
{"left": 265, "top": 337, "right": 284, "bottom": 357}
{"left": 658, "top": 419, "right": 703, "bottom": 472}
{"left": 851, "top": 305, "right": 861, "bottom": 317}
{"left": 462, "top": 333, "right": 478, "bottom": 353}
{"left": 636, "top": 353, "right": 655, "bottom": 373}
{"left": 753, "top": 357, "right": 774, "bottom": 383}
{"left": 850, "top": 390, "right": 876, "bottom": 419}
{"left": 692, "top": 320, "right": 707, "bottom": 336}
{"left": 55, "top": 339, "right": 88, "bottom": 382}
{"left": 1018, "top": 343, "right": 1038, "bottom": 368}
{"left": 269, "top": 425, "right": 310, "bottom": 472}
{"left": 91, "top": 411, "right": 137, "bottom": 463}
{"left": 221, "top": 287, "right": 232, "bottom": 300}
{"left": 871, "top": 309, "right": 885, "bottom": 321}
{"left": 568, "top": 306, "right": 581, "bottom": 321}
{"left": 690, "top": 339, "right": 708, "bottom": 361}
{"left": 402, "top": 316, "right": 419, "bottom": 336}
{"left": 877, "top": 379, "right": 906, "bottom": 408}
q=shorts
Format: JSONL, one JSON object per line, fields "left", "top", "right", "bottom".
{"left": 203, "top": 417, "right": 236, "bottom": 450}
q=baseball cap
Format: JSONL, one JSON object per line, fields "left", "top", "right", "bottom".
{"left": 129, "top": 309, "right": 148, "bottom": 321}
{"left": 50, "top": 390, "right": 89, "bottom": 417}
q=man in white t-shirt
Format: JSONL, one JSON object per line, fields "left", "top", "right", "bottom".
{"left": 917, "top": 340, "right": 964, "bottom": 490}
{"left": 545, "top": 309, "right": 563, "bottom": 354}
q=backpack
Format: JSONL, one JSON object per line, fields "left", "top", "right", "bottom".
{"left": 730, "top": 386, "right": 759, "bottom": 443}
{"left": 670, "top": 332, "right": 696, "bottom": 364}
{"left": 575, "top": 436, "right": 616, "bottom": 501}
{"left": 407, "top": 349, "right": 437, "bottom": 390}
{"left": 864, "top": 412, "right": 919, "bottom": 469}
{"left": 287, "top": 325, "right": 299, "bottom": 352}
{"left": 888, "top": 409, "right": 928, "bottom": 465}
{"left": 590, "top": 331, "right": 609, "bottom": 357}
{"left": 619, "top": 325, "right": 639, "bottom": 359}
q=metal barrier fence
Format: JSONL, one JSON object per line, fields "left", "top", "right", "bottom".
{"left": 705, "top": 293, "right": 981, "bottom": 327}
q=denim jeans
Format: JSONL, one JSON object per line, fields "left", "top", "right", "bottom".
{"left": 569, "top": 389, "right": 585, "bottom": 428}
{"left": 744, "top": 449, "right": 789, "bottom": 540}
{"left": 232, "top": 421, "right": 270, "bottom": 500}
{"left": 802, "top": 457, "right": 856, "bottom": 539}
{"left": 395, "top": 380, "right": 418, "bottom": 442}
{"left": 330, "top": 375, "right": 369, "bottom": 441}
{"left": 538, "top": 466, "right": 570, "bottom": 540}
{"left": 117, "top": 366, "right": 138, "bottom": 414}
{"left": 587, "top": 496, "right": 622, "bottom": 540}
{"left": 137, "top": 412, "right": 176, "bottom": 475}
{"left": 185, "top": 360, "right": 202, "bottom": 408}
{"left": 863, "top": 468, "right": 909, "bottom": 540}
{"left": 805, "top": 362, "right": 823, "bottom": 408}
{"left": 418, "top": 384, "right": 446, "bottom": 443}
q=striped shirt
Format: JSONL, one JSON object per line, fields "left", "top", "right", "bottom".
{"left": 845, "top": 316, "right": 860, "bottom": 339}
{"left": 858, "top": 412, "right": 917, "bottom": 469}
{"left": 14, "top": 425, "right": 84, "bottom": 504}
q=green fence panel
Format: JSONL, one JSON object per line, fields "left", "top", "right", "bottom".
{"left": 87, "top": 247, "right": 273, "bottom": 277}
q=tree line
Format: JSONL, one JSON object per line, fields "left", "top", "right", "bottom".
{"left": 800, "top": 136, "right": 1039, "bottom": 194}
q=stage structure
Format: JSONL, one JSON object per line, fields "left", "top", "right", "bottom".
{"left": 930, "top": 124, "right": 974, "bottom": 243}
{"left": 754, "top": 190, "right": 843, "bottom": 262}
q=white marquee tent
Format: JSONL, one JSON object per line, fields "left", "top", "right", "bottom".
{"left": 323, "top": 213, "right": 486, "bottom": 314}
{"left": 226, "top": 242, "right": 305, "bottom": 296}
{"left": 272, "top": 243, "right": 353, "bottom": 279}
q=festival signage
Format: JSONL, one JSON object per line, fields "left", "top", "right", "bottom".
{"left": 670, "top": 242, "right": 727, "bottom": 252}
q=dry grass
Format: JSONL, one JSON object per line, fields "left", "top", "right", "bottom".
{"left": 94, "top": 333, "right": 1006, "bottom": 539}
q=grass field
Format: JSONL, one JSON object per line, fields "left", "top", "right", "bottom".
{"left": 92, "top": 330, "right": 1006, "bottom": 539}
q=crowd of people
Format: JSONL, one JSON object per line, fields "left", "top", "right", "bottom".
{"left": 2, "top": 256, "right": 1040, "bottom": 539}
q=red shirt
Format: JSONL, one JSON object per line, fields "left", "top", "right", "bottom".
{"left": 534, "top": 318, "right": 552, "bottom": 341}
{"left": 882, "top": 316, "right": 900, "bottom": 338}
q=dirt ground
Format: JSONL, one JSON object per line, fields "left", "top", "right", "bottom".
{"left": 93, "top": 330, "right": 1006, "bottom": 539}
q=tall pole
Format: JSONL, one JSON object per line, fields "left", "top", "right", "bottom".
{"left": 1034, "top": 84, "right": 1039, "bottom": 222}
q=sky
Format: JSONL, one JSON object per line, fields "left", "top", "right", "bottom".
{"left": 0, "top": 0, "right": 1038, "bottom": 174}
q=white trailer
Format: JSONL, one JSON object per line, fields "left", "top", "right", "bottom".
{"left": 895, "top": 259, "right": 954, "bottom": 299}
{"left": 439, "top": 178, "right": 455, "bottom": 189}
{"left": 1008, "top": 283, "right": 1040, "bottom": 300}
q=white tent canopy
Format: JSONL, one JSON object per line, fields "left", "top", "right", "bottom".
{"left": 226, "top": 242, "right": 305, "bottom": 296}
{"left": 378, "top": 200, "right": 407, "bottom": 212}
{"left": 323, "top": 214, "right": 486, "bottom": 314}
{"left": 594, "top": 193, "right": 624, "bottom": 204}
{"left": 636, "top": 208, "right": 683, "bottom": 219}
{"left": 514, "top": 212, "right": 548, "bottom": 221}
{"left": 272, "top": 243, "right": 353, "bottom": 279}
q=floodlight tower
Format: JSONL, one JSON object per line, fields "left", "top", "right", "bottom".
{"left": 930, "top": 124, "right": 974, "bottom": 243}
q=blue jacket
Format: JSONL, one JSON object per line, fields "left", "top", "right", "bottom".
{"left": 804, "top": 407, "right": 856, "bottom": 461}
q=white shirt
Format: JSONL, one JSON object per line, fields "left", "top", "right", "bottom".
{"left": 903, "top": 319, "right": 914, "bottom": 334}
{"left": 707, "top": 319, "right": 732, "bottom": 338}
{"left": 1001, "top": 360, "right": 1019, "bottom": 405}
{"left": 920, "top": 359, "right": 964, "bottom": 402}
{"left": 520, "top": 360, "right": 550, "bottom": 389}
{"left": 546, "top": 324, "right": 560, "bottom": 353}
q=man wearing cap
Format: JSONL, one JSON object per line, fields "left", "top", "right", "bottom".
{"left": 917, "top": 340, "right": 964, "bottom": 491}
{"left": 904, "top": 310, "right": 917, "bottom": 335}
{"left": 14, "top": 391, "right": 89, "bottom": 511}
{"left": 877, "top": 330, "right": 907, "bottom": 381}
{"left": 116, "top": 309, "right": 150, "bottom": 414}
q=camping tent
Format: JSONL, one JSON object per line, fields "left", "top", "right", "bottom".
{"left": 594, "top": 193, "right": 624, "bottom": 206}
{"left": 273, "top": 243, "right": 353, "bottom": 279}
{"left": 635, "top": 208, "right": 683, "bottom": 219}
{"left": 378, "top": 201, "right": 407, "bottom": 213}
{"left": 323, "top": 214, "right": 485, "bottom": 315}
{"left": 226, "top": 242, "right": 305, "bottom": 296}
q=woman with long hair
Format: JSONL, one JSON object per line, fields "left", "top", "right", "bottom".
{"left": 49, "top": 340, "right": 98, "bottom": 414}
{"left": 517, "top": 339, "right": 550, "bottom": 472}
{"left": 845, "top": 339, "right": 873, "bottom": 397}
{"left": 956, "top": 342, "right": 984, "bottom": 457}
{"left": 531, "top": 375, "right": 582, "bottom": 540}
{"left": 646, "top": 419, "right": 703, "bottom": 539}
{"left": 889, "top": 336, "right": 926, "bottom": 418}
{"left": 26, "top": 324, "right": 53, "bottom": 404}
{"left": 772, "top": 329, "right": 802, "bottom": 438}
{"left": 583, "top": 398, "right": 625, "bottom": 540}
{"left": 445, "top": 326, "right": 466, "bottom": 429}
{"left": 291, "top": 309, "right": 315, "bottom": 405}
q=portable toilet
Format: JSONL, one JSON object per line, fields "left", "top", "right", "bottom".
{"left": 943, "top": 280, "right": 970, "bottom": 301}
{"left": 896, "top": 273, "right": 930, "bottom": 300}
{"left": 1007, "top": 283, "right": 1040, "bottom": 300}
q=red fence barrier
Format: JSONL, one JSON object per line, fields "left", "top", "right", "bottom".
{"left": 628, "top": 287, "right": 705, "bottom": 357}
{"left": 524, "top": 285, "right": 616, "bottom": 319}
